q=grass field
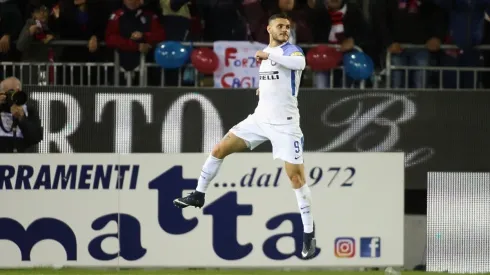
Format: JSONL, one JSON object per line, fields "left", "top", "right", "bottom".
{"left": 0, "top": 270, "right": 473, "bottom": 275}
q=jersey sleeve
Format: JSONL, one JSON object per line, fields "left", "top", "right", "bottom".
{"left": 282, "top": 44, "right": 304, "bottom": 56}
{"left": 268, "top": 43, "right": 306, "bottom": 70}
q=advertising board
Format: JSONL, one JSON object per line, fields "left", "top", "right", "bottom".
{"left": 0, "top": 153, "right": 403, "bottom": 267}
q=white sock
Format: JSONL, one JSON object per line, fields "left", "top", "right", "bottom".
{"left": 195, "top": 155, "right": 223, "bottom": 193}
{"left": 294, "top": 184, "right": 314, "bottom": 233}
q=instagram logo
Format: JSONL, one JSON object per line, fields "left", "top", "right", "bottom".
{"left": 334, "top": 237, "right": 356, "bottom": 258}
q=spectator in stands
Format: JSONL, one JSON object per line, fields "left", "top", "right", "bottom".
{"left": 50, "top": 0, "right": 112, "bottom": 85}
{"left": 16, "top": 0, "right": 58, "bottom": 20}
{"left": 373, "top": 0, "right": 445, "bottom": 89}
{"left": 307, "top": 0, "right": 371, "bottom": 88}
{"left": 17, "top": 3, "right": 55, "bottom": 61}
{"left": 153, "top": 0, "right": 201, "bottom": 41}
{"left": 434, "top": 0, "right": 489, "bottom": 89}
{"left": 24, "top": 0, "right": 59, "bottom": 15}
{"left": 105, "top": 0, "right": 165, "bottom": 85}
{"left": 243, "top": 0, "right": 312, "bottom": 44}
{"left": 16, "top": 3, "right": 56, "bottom": 85}
{"left": 198, "top": 0, "right": 248, "bottom": 41}
{"left": 143, "top": 0, "right": 201, "bottom": 86}
{"left": 0, "top": 1, "right": 23, "bottom": 63}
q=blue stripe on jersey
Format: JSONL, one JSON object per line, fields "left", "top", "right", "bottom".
{"left": 291, "top": 70, "right": 296, "bottom": 96}
{"left": 281, "top": 42, "right": 304, "bottom": 56}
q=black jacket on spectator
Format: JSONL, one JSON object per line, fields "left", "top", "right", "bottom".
{"left": 0, "top": 2, "right": 23, "bottom": 59}
{"left": 54, "top": 0, "right": 110, "bottom": 40}
{"left": 105, "top": 6, "right": 165, "bottom": 71}
{"left": 0, "top": 2, "right": 22, "bottom": 39}
{"left": 51, "top": 0, "right": 112, "bottom": 62}
{"left": 0, "top": 104, "right": 43, "bottom": 153}
{"left": 373, "top": 0, "right": 446, "bottom": 48}
{"left": 243, "top": 0, "right": 313, "bottom": 44}
{"left": 196, "top": 0, "right": 248, "bottom": 41}
{"left": 308, "top": 2, "right": 372, "bottom": 49}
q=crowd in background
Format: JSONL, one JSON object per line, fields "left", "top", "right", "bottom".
{"left": 0, "top": 0, "right": 489, "bottom": 88}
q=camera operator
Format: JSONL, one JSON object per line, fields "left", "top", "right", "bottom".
{"left": 0, "top": 77, "right": 43, "bottom": 153}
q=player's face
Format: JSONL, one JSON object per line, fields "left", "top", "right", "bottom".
{"left": 268, "top": 18, "right": 290, "bottom": 43}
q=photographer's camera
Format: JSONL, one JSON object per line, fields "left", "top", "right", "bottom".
{"left": 0, "top": 77, "right": 42, "bottom": 153}
{"left": 2, "top": 89, "right": 28, "bottom": 109}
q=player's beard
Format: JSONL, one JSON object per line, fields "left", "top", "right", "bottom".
{"left": 272, "top": 32, "right": 289, "bottom": 44}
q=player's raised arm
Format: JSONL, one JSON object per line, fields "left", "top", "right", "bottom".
{"left": 268, "top": 49, "right": 306, "bottom": 71}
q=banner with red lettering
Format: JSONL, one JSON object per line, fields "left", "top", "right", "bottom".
{"left": 213, "top": 41, "right": 267, "bottom": 88}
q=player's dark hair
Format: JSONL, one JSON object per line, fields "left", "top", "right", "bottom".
{"left": 268, "top": 13, "right": 290, "bottom": 24}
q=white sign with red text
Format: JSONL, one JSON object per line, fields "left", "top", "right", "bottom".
{"left": 213, "top": 41, "right": 267, "bottom": 88}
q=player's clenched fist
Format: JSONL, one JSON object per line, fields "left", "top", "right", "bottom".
{"left": 255, "top": 50, "right": 269, "bottom": 62}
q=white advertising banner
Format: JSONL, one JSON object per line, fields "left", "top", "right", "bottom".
{"left": 213, "top": 41, "right": 267, "bottom": 88}
{"left": 0, "top": 153, "right": 404, "bottom": 268}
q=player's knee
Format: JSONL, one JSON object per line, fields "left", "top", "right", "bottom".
{"left": 289, "top": 173, "right": 304, "bottom": 189}
{"left": 211, "top": 143, "right": 227, "bottom": 159}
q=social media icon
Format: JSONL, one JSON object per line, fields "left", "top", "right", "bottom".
{"left": 334, "top": 237, "right": 355, "bottom": 258}
{"left": 360, "top": 237, "right": 381, "bottom": 258}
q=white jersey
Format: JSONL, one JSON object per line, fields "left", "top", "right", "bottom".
{"left": 254, "top": 42, "right": 304, "bottom": 125}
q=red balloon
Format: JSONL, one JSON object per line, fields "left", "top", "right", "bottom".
{"left": 191, "top": 48, "right": 219, "bottom": 74}
{"left": 306, "top": 45, "right": 342, "bottom": 71}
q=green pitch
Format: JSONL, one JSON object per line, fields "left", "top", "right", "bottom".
{"left": 0, "top": 270, "right": 481, "bottom": 275}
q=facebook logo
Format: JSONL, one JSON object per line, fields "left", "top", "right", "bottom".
{"left": 360, "top": 237, "right": 381, "bottom": 258}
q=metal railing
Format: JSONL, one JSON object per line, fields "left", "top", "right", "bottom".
{"left": 142, "top": 42, "right": 367, "bottom": 88}
{"left": 1, "top": 61, "right": 116, "bottom": 86}
{"left": 1, "top": 40, "right": 368, "bottom": 88}
{"left": 385, "top": 44, "right": 490, "bottom": 90}
{"left": 2, "top": 40, "right": 489, "bottom": 89}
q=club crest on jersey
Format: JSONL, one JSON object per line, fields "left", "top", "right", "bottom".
{"left": 259, "top": 71, "right": 280, "bottom": 80}
{"left": 270, "top": 61, "right": 277, "bottom": 66}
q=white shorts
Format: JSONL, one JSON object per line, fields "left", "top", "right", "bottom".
{"left": 229, "top": 114, "right": 304, "bottom": 164}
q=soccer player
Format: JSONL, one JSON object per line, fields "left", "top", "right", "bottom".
{"left": 173, "top": 13, "right": 316, "bottom": 259}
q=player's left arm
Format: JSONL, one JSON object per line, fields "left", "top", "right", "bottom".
{"left": 267, "top": 48, "right": 306, "bottom": 71}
